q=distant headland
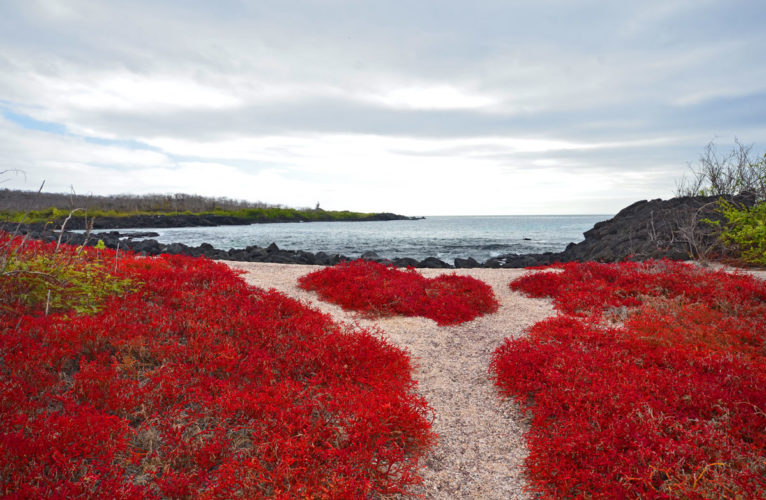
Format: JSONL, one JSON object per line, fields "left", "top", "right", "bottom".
{"left": 0, "top": 189, "right": 423, "bottom": 229}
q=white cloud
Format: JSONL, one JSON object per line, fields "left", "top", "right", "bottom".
{"left": 61, "top": 75, "right": 241, "bottom": 111}
{"left": 371, "top": 85, "right": 497, "bottom": 110}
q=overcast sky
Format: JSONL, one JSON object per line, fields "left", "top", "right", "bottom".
{"left": 1, "top": 0, "right": 765, "bottom": 215}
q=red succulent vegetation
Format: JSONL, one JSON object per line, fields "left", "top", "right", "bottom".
{"left": 492, "top": 260, "right": 766, "bottom": 498}
{"left": 297, "top": 259, "right": 499, "bottom": 326}
{"left": 0, "top": 233, "right": 435, "bottom": 498}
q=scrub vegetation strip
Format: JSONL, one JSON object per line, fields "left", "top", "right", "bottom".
{"left": 0, "top": 189, "right": 403, "bottom": 225}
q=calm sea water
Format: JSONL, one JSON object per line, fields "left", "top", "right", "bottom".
{"left": 114, "top": 215, "right": 610, "bottom": 263}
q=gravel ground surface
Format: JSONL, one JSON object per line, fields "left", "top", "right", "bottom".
{"left": 225, "top": 262, "right": 555, "bottom": 499}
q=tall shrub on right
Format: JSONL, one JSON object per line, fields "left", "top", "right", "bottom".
{"left": 717, "top": 198, "right": 766, "bottom": 265}
{"left": 676, "top": 141, "right": 765, "bottom": 264}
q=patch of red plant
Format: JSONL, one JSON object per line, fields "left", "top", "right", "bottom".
{"left": 298, "top": 259, "right": 499, "bottom": 326}
{"left": 0, "top": 234, "right": 435, "bottom": 498}
{"left": 493, "top": 260, "right": 765, "bottom": 498}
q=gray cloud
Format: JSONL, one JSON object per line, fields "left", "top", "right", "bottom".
{"left": 61, "top": 90, "right": 765, "bottom": 148}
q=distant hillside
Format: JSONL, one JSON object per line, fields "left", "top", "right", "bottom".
{"left": 1, "top": 189, "right": 304, "bottom": 213}
{"left": 0, "top": 189, "right": 419, "bottom": 227}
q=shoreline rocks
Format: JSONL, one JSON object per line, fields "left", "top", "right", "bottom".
{"left": 7, "top": 195, "right": 750, "bottom": 268}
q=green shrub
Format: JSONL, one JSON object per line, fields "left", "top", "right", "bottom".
{"left": 718, "top": 200, "right": 766, "bottom": 265}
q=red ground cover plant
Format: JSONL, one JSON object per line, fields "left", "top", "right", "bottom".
{"left": 297, "top": 259, "right": 499, "bottom": 326}
{"left": 492, "top": 260, "right": 766, "bottom": 498}
{"left": 0, "top": 233, "right": 435, "bottom": 498}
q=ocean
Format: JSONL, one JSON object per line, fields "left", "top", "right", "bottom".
{"left": 113, "top": 215, "right": 610, "bottom": 263}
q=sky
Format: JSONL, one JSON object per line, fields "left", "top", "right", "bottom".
{"left": 1, "top": 0, "right": 765, "bottom": 215}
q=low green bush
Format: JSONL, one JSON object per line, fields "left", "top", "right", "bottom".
{"left": 717, "top": 200, "right": 766, "bottom": 265}
{"left": 1, "top": 235, "right": 134, "bottom": 315}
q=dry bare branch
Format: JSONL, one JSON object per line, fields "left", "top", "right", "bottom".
{"left": 56, "top": 208, "right": 83, "bottom": 252}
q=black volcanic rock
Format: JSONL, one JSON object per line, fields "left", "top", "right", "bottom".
{"left": 558, "top": 194, "right": 749, "bottom": 263}
{"left": 130, "top": 239, "right": 162, "bottom": 254}
{"left": 361, "top": 212, "right": 424, "bottom": 221}
{"left": 92, "top": 231, "right": 160, "bottom": 239}
{"left": 314, "top": 252, "right": 342, "bottom": 266}
{"left": 80, "top": 214, "right": 255, "bottom": 229}
{"left": 392, "top": 257, "right": 420, "bottom": 268}
{"left": 360, "top": 251, "right": 382, "bottom": 260}
{"left": 418, "top": 257, "right": 451, "bottom": 268}
{"left": 162, "top": 242, "right": 190, "bottom": 255}
{"left": 454, "top": 257, "right": 480, "bottom": 268}
{"left": 484, "top": 194, "right": 753, "bottom": 268}
{"left": 484, "top": 253, "right": 558, "bottom": 268}
{"left": 244, "top": 246, "right": 268, "bottom": 259}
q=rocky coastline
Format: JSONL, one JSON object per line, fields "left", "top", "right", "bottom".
{"left": 10, "top": 195, "right": 748, "bottom": 268}
{"left": 54, "top": 211, "right": 422, "bottom": 230}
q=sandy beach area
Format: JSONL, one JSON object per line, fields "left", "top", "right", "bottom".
{"left": 225, "top": 261, "right": 555, "bottom": 499}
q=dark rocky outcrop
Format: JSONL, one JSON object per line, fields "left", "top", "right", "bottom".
{"left": 484, "top": 252, "right": 559, "bottom": 269}
{"left": 418, "top": 257, "right": 452, "bottom": 269}
{"left": 561, "top": 196, "right": 727, "bottom": 262}
{"left": 67, "top": 214, "right": 254, "bottom": 230}
{"left": 360, "top": 251, "right": 384, "bottom": 261}
{"left": 93, "top": 230, "right": 161, "bottom": 239}
{"left": 391, "top": 257, "right": 420, "bottom": 268}
{"left": 454, "top": 257, "right": 481, "bottom": 268}
{"left": 7, "top": 195, "right": 748, "bottom": 269}
{"left": 485, "top": 194, "right": 752, "bottom": 268}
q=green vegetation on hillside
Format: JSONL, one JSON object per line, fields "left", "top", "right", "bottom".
{"left": 0, "top": 206, "right": 378, "bottom": 224}
{"left": 0, "top": 189, "right": 385, "bottom": 224}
